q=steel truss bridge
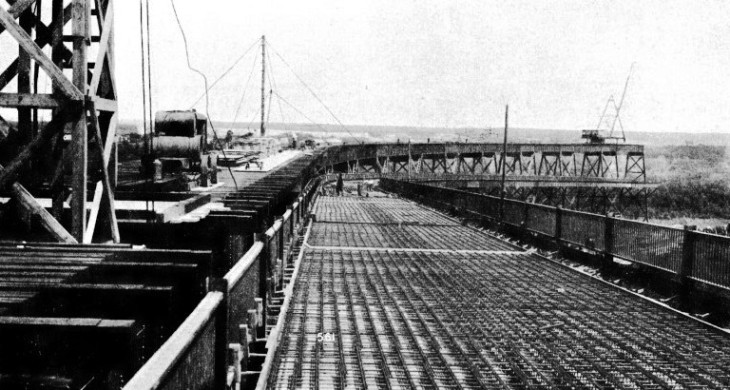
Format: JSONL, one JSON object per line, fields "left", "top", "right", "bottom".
{"left": 317, "top": 143, "right": 647, "bottom": 181}
{"left": 314, "top": 142, "right": 653, "bottom": 216}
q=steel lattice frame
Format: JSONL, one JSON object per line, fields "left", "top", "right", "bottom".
{"left": 321, "top": 143, "right": 647, "bottom": 183}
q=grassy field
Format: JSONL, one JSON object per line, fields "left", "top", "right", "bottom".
{"left": 649, "top": 217, "right": 730, "bottom": 229}
{"left": 645, "top": 144, "right": 730, "bottom": 227}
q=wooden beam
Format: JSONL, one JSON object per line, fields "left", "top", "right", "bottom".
{"left": 92, "top": 0, "right": 104, "bottom": 31}
{"left": 0, "top": 6, "right": 83, "bottom": 100}
{"left": 88, "top": 101, "right": 120, "bottom": 242}
{"left": 0, "top": 163, "right": 78, "bottom": 243}
{"left": 1, "top": 0, "right": 36, "bottom": 31}
{"left": 155, "top": 194, "right": 212, "bottom": 223}
{"left": 50, "top": 0, "right": 66, "bottom": 221}
{"left": 0, "top": 5, "right": 73, "bottom": 92}
{"left": 104, "top": 111, "right": 118, "bottom": 164}
{"left": 69, "top": 0, "right": 89, "bottom": 241}
{"left": 92, "top": 96, "right": 117, "bottom": 112}
{"left": 89, "top": 2, "right": 113, "bottom": 95}
{"left": 0, "top": 92, "right": 62, "bottom": 108}
{"left": 16, "top": 5, "right": 32, "bottom": 146}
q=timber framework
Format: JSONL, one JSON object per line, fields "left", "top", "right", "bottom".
{"left": 0, "top": 0, "right": 118, "bottom": 243}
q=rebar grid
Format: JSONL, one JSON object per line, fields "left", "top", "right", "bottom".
{"left": 308, "top": 223, "right": 514, "bottom": 251}
{"left": 267, "top": 196, "right": 730, "bottom": 389}
{"left": 312, "top": 196, "right": 455, "bottom": 225}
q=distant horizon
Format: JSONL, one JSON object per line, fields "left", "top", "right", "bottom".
{"left": 116, "top": 118, "right": 730, "bottom": 136}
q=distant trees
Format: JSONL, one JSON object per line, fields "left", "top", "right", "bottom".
{"left": 649, "top": 180, "right": 730, "bottom": 219}
{"left": 117, "top": 133, "right": 146, "bottom": 162}
{"left": 647, "top": 144, "right": 725, "bottom": 166}
{"left": 646, "top": 144, "right": 730, "bottom": 219}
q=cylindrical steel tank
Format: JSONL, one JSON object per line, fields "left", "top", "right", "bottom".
{"left": 154, "top": 110, "right": 207, "bottom": 138}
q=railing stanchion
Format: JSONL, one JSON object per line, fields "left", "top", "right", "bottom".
{"left": 603, "top": 213, "right": 615, "bottom": 274}
{"left": 256, "top": 233, "right": 268, "bottom": 339}
{"left": 277, "top": 217, "right": 284, "bottom": 272}
{"left": 521, "top": 201, "right": 530, "bottom": 241}
{"left": 207, "top": 277, "right": 229, "bottom": 390}
{"left": 555, "top": 206, "right": 562, "bottom": 253}
{"left": 679, "top": 226, "right": 696, "bottom": 308}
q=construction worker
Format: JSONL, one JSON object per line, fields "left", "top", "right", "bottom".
{"left": 336, "top": 173, "right": 344, "bottom": 196}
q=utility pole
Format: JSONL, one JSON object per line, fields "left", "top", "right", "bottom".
{"left": 499, "top": 105, "right": 509, "bottom": 226}
{"left": 260, "top": 35, "right": 266, "bottom": 137}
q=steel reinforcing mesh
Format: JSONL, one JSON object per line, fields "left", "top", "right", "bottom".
{"left": 267, "top": 195, "right": 730, "bottom": 389}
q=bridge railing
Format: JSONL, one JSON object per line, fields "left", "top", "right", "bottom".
{"left": 380, "top": 178, "right": 730, "bottom": 294}
{"left": 122, "top": 178, "right": 320, "bottom": 390}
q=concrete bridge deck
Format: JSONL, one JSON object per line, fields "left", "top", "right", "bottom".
{"left": 265, "top": 195, "right": 730, "bottom": 389}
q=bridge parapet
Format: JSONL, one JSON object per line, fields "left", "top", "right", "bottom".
{"left": 380, "top": 178, "right": 730, "bottom": 303}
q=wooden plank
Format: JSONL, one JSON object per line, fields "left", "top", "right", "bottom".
{"left": 1, "top": 172, "right": 78, "bottom": 243}
{"left": 89, "top": 3, "right": 113, "bottom": 94}
{"left": 0, "top": 0, "right": 36, "bottom": 32}
{"left": 92, "top": 96, "right": 117, "bottom": 112}
{"left": 2, "top": 282, "right": 173, "bottom": 292}
{"left": 0, "top": 93, "right": 62, "bottom": 108}
{"left": 122, "top": 292, "right": 224, "bottom": 390}
{"left": 155, "top": 194, "right": 212, "bottom": 223}
{"left": 104, "top": 112, "right": 118, "bottom": 164}
{"left": 0, "top": 316, "right": 134, "bottom": 328}
{"left": 92, "top": 0, "right": 104, "bottom": 30}
{"left": 0, "top": 6, "right": 83, "bottom": 100}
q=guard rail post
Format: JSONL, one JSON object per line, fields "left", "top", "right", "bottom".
{"left": 208, "top": 277, "right": 229, "bottom": 390}
{"left": 288, "top": 206, "right": 295, "bottom": 243}
{"left": 520, "top": 201, "right": 530, "bottom": 241}
{"left": 498, "top": 195, "right": 505, "bottom": 234}
{"left": 476, "top": 193, "right": 488, "bottom": 230}
{"left": 679, "top": 226, "right": 696, "bottom": 309}
{"left": 603, "top": 214, "right": 615, "bottom": 275}
{"left": 277, "top": 218, "right": 284, "bottom": 288}
{"left": 256, "top": 232, "right": 268, "bottom": 339}
{"left": 297, "top": 197, "right": 303, "bottom": 227}
{"left": 555, "top": 206, "right": 562, "bottom": 253}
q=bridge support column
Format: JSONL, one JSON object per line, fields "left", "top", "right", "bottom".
{"left": 521, "top": 152, "right": 536, "bottom": 175}
{"left": 625, "top": 152, "right": 646, "bottom": 182}
{"left": 561, "top": 152, "right": 577, "bottom": 176}
{"left": 538, "top": 152, "right": 560, "bottom": 176}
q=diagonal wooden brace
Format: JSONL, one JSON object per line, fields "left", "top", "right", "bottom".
{"left": 0, "top": 6, "right": 83, "bottom": 100}
{"left": 0, "top": 105, "right": 77, "bottom": 191}
{"left": 85, "top": 99, "right": 120, "bottom": 243}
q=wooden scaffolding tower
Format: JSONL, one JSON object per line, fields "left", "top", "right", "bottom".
{"left": 0, "top": 0, "right": 119, "bottom": 243}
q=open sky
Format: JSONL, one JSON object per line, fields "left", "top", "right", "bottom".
{"left": 3, "top": 1, "right": 730, "bottom": 133}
